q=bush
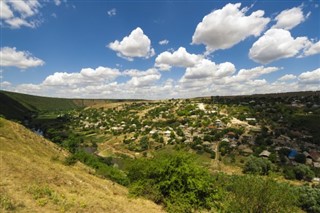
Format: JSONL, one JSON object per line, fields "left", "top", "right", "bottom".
{"left": 294, "top": 164, "right": 315, "bottom": 181}
{"left": 65, "top": 151, "right": 129, "bottom": 186}
{"left": 297, "top": 185, "right": 320, "bottom": 213}
{"left": 127, "top": 150, "right": 220, "bottom": 212}
{"left": 222, "top": 175, "right": 298, "bottom": 213}
{"left": 284, "top": 165, "right": 315, "bottom": 181}
{"left": 243, "top": 156, "right": 275, "bottom": 175}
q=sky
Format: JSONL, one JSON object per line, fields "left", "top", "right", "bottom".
{"left": 0, "top": 0, "right": 319, "bottom": 99}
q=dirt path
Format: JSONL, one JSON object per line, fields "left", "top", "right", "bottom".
{"left": 137, "top": 105, "right": 158, "bottom": 119}
{"left": 98, "top": 143, "right": 136, "bottom": 159}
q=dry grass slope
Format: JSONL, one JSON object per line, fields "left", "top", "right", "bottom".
{"left": 0, "top": 118, "right": 164, "bottom": 213}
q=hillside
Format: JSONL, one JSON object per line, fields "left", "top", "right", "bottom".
{"left": 0, "top": 118, "right": 164, "bottom": 213}
{"left": 0, "top": 90, "right": 145, "bottom": 121}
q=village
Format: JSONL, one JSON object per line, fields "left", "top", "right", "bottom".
{"left": 55, "top": 92, "right": 320, "bottom": 181}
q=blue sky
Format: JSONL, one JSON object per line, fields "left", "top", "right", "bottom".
{"left": 1, "top": 0, "right": 319, "bottom": 99}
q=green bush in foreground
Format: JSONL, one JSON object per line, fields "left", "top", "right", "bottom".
{"left": 220, "top": 175, "right": 298, "bottom": 213}
{"left": 297, "top": 185, "right": 320, "bottom": 213}
{"left": 127, "top": 150, "right": 221, "bottom": 212}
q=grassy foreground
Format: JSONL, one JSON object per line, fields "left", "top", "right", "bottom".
{"left": 0, "top": 118, "right": 164, "bottom": 213}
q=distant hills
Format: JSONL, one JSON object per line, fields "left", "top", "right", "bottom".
{"left": 1, "top": 90, "right": 319, "bottom": 121}
{"left": 0, "top": 117, "right": 164, "bottom": 212}
{"left": 0, "top": 90, "right": 142, "bottom": 121}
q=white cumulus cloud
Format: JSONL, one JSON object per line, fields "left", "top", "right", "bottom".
{"left": 0, "top": 47, "right": 44, "bottom": 69}
{"left": 108, "top": 27, "right": 155, "bottom": 61}
{"left": 192, "top": 3, "right": 270, "bottom": 53}
{"left": 43, "top": 66, "right": 121, "bottom": 87}
{"left": 227, "top": 66, "right": 280, "bottom": 83}
{"left": 155, "top": 47, "right": 202, "bottom": 71}
{"left": 249, "top": 29, "right": 309, "bottom": 64}
{"left": 272, "top": 7, "right": 308, "bottom": 30}
{"left": 298, "top": 68, "right": 320, "bottom": 84}
{"left": 278, "top": 74, "right": 297, "bottom": 81}
{"left": 182, "top": 59, "right": 236, "bottom": 80}
{"left": 302, "top": 41, "right": 320, "bottom": 57}
{"left": 0, "top": 0, "right": 41, "bottom": 29}
{"left": 0, "top": 1, "right": 14, "bottom": 19}
{"left": 126, "top": 68, "right": 161, "bottom": 87}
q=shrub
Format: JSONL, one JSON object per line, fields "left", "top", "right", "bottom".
{"left": 243, "top": 156, "right": 275, "bottom": 175}
{"left": 65, "top": 151, "right": 129, "bottom": 186}
{"left": 284, "top": 165, "right": 315, "bottom": 181}
{"left": 223, "top": 175, "right": 298, "bottom": 213}
{"left": 297, "top": 185, "right": 320, "bottom": 213}
{"left": 294, "top": 164, "right": 315, "bottom": 181}
{"left": 127, "top": 150, "right": 221, "bottom": 212}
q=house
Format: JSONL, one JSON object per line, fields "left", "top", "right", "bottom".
{"left": 203, "top": 141, "right": 211, "bottom": 146}
{"left": 221, "top": 138, "right": 230, "bottom": 143}
{"left": 246, "top": 118, "right": 256, "bottom": 122}
{"left": 313, "top": 162, "right": 320, "bottom": 168}
{"left": 259, "top": 150, "right": 271, "bottom": 158}
{"left": 226, "top": 131, "right": 236, "bottom": 139}
{"left": 242, "top": 148, "right": 253, "bottom": 156}
{"left": 288, "top": 150, "right": 298, "bottom": 160}
{"left": 164, "top": 130, "right": 171, "bottom": 136}
{"left": 312, "top": 177, "right": 320, "bottom": 183}
{"left": 215, "top": 119, "right": 222, "bottom": 127}
{"left": 149, "top": 130, "right": 157, "bottom": 135}
{"left": 309, "top": 151, "right": 320, "bottom": 162}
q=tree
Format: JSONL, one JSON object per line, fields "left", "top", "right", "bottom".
{"left": 243, "top": 156, "right": 275, "bottom": 175}
{"left": 127, "top": 151, "right": 221, "bottom": 212}
{"left": 293, "top": 164, "right": 315, "bottom": 181}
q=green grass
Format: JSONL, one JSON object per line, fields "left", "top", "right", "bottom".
{"left": 0, "top": 90, "right": 144, "bottom": 122}
{"left": 1, "top": 90, "right": 81, "bottom": 112}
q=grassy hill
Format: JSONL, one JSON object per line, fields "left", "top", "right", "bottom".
{"left": 0, "top": 117, "right": 164, "bottom": 212}
{"left": 0, "top": 90, "right": 145, "bottom": 121}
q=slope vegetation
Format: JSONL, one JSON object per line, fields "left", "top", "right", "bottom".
{"left": 0, "top": 90, "right": 144, "bottom": 121}
{"left": 0, "top": 118, "right": 164, "bottom": 213}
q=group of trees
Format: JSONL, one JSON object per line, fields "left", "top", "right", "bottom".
{"left": 126, "top": 150, "right": 313, "bottom": 213}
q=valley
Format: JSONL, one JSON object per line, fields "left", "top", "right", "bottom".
{"left": 1, "top": 90, "right": 320, "bottom": 212}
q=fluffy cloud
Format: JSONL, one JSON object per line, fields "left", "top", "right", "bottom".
{"left": 182, "top": 59, "right": 235, "bottom": 80}
{"left": 43, "top": 66, "right": 121, "bottom": 87}
{"left": 298, "top": 68, "right": 320, "bottom": 84}
{"left": 0, "top": 47, "right": 44, "bottom": 69}
{"left": 0, "top": 1, "right": 14, "bottom": 19}
{"left": 155, "top": 47, "right": 202, "bottom": 71}
{"left": 277, "top": 74, "right": 297, "bottom": 81}
{"left": 159, "top": 40, "right": 169, "bottom": 45}
{"left": 0, "top": 0, "right": 41, "bottom": 29}
{"left": 107, "top": 8, "right": 116, "bottom": 17}
{"left": 302, "top": 41, "right": 320, "bottom": 57}
{"left": 126, "top": 68, "right": 161, "bottom": 87}
{"left": 108, "top": 27, "right": 155, "bottom": 61}
{"left": 272, "top": 7, "right": 308, "bottom": 30}
{"left": 249, "top": 29, "right": 308, "bottom": 64}
{"left": 9, "top": 64, "right": 319, "bottom": 99}
{"left": 192, "top": 3, "right": 270, "bottom": 52}
{"left": 9, "top": 0, "right": 39, "bottom": 18}
{"left": 226, "top": 66, "right": 280, "bottom": 83}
